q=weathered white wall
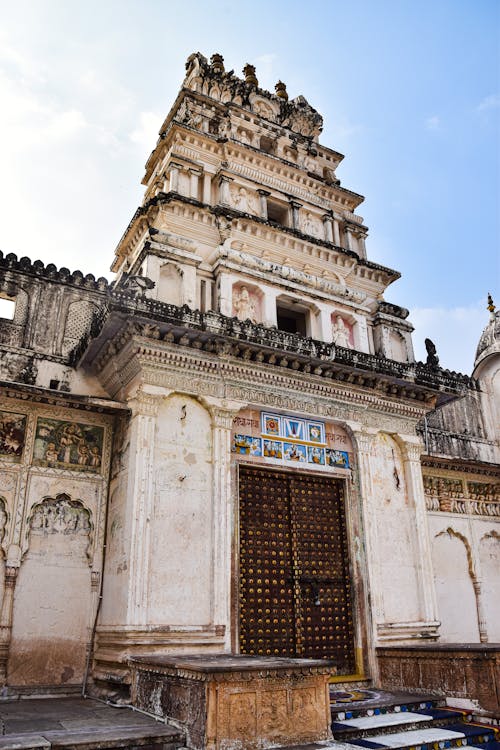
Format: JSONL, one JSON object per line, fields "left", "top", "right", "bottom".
{"left": 148, "top": 394, "right": 213, "bottom": 624}
{"left": 369, "top": 433, "right": 421, "bottom": 624}
{"left": 479, "top": 530, "right": 500, "bottom": 640}
{"left": 430, "top": 524, "right": 480, "bottom": 642}
{"left": 9, "top": 497, "right": 93, "bottom": 685}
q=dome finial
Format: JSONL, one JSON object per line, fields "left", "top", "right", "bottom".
{"left": 487, "top": 293, "right": 496, "bottom": 317}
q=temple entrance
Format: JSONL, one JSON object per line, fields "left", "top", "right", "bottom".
{"left": 238, "top": 465, "right": 355, "bottom": 673}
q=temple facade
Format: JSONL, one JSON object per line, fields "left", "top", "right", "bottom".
{"left": 0, "top": 53, "right": 498, "bottom": 708}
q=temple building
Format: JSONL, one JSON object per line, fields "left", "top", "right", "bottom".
{"left": 0, "top": 52, "right": 498, "bottom": 723}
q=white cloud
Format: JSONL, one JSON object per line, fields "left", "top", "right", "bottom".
{"left": 425, "top": 115, "right": 441, "bottom": 131}
{"left": 129, "top": 111, "right": 163, "bottom": 153}
{"left": 477, "top": 93, "right": 500, "bottom": 112}
{"left": 410, "top": 300, "right": 487, "bottom": 374}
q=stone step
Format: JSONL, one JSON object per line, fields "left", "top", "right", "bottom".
{"left": 332, "top": 709, "right": 466, "bottom": 740}
{"left": 340, "top": 721, "right": 497, "bottom": 750}
{"left": 0, "top": 724, "right": 185, "bottom": 750}
{"left": 332, "top": 709, "right": 467, "bottom": 739}
{"left": 330, "top": 692, "right": 442, "bottom": 720}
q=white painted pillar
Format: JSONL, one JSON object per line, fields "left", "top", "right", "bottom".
{"left": 125, "top": 391, "right": 162, "bottom": 624}
{"left": 203, "top": 172, "right": 213, "bottom": 204}
{"left": 332, "top": 217, "right": 341, "bottom": 246}
{"left": 219, "top": 175, "right": 233, "bottom": 206}
{"left": 218, "top": 273, "right": 233, "bottom": 317}
{"left": 322, "top": 214, "right": 334, "bottom": 242}
{"left": 262, "top": 287, "right": 279, "bottom": 327}
{"left": 207, "top": 402, "right": 247, "bottom": 649}
{"left": 347, "top": 426, "right": 380, "bottom": 681}
{"left": 318, "top": 305, "right": 333, "bottom": 342}
{"left": 344, "top": 226, "right": 354, "bottom": 252}
{"left": 290, "top": 201, "right": 302, "bottom": 230}
{"left": 168, "top": 164, "right": 181, "bottom": 192}
{"left": 189, "top": 168, "right": 201, "bottom": 200}
{"left": 398, "top": 437, "right": 440, "bottom": 628}
{"left": 354, "top": 315, "right": 370, "bottom": 353}
{"left": 257, "top": 189, "right": 270, "bottom": 219}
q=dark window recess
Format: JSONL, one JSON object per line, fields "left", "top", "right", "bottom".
{"left": 277, "top": 306, "right": 307, "bottom": 336}
{"left": 267, "top": 201, "right": 288, "bottom": 226}
{"left": 260, "top": 136, "right": 275, "bottom": 154}
{"left": 50, "top": 379, "right": 60, "bottom": 390}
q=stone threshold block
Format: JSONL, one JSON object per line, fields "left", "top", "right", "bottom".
{"left": 129, "top": 654, "right": 336, "bottom": 750}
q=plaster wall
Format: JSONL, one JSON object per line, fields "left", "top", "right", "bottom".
{"left": 369, "top": 433, "right": 421, "bottom": 625}
{"left": 148, "top": 395, "right": 214, "bottom": 625}
{"left": 428, "top": 513, "right": 500, "bottom": 642}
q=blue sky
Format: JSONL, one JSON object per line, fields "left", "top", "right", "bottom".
{"left": 0, "top": 0, "right": 498, "bottom": 372}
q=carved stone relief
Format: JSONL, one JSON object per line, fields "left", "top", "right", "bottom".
{"left": 331, "top": 315, "right": 353, "bottom": 349}
{"left": 28, "top": 494, "right": 92, "bottom": 561}
{"left": 230, "top": 185, "right": 258, "bottom": 215}
{"left": 232, "top": 284, "right": 261, "bottom": 324}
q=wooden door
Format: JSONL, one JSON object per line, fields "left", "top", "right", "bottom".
{"left": 238, "top": 465, "right": 355, "bottom": 673}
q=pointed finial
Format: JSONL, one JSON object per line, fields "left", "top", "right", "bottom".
{"left": 210, "top": 53, "right": 225, "bottom": 74}
{"left": 487, "top": 293, "right": 496, "bottom": 319}
{"left": 243, "top": 63, "right": 258, "bottom": 86}
{"left": 275, "top": 81, "right": 288, "bottom": 100}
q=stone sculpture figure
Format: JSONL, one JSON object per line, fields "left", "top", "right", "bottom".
{"left": 233, "top": 287, "right": 257, "bottom": 323}
{"left": 425, "top": 338, "right": 439, "bottom": 369}
{"left": 331, "top": 316, "right": 351, "bottom": 348}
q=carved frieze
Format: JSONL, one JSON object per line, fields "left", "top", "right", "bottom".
{"left": 423, "top": 473, "right": 499, "bottom": 517}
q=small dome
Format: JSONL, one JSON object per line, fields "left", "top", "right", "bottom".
{"left": 475, "top": 309, "right": 500, "bottom": 369}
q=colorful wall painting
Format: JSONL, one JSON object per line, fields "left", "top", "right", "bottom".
{"left": 261, "top": 413, "right": 281, "bottom": 436}
{"left": 283, "top": 417, "right": 305, "bottom": 441}
{"left": 33, "top": 418, "right": 104, "bottom": 472}
{"left": 283, "top": 442, "right": 307, "bottom": 462}
{"left": 233, "top": 435, "right": 262, "bottom": 456}
{"left": 0, "top": 411, "right": 27, "bottom": 462}
{"left": 307, "top": 446, "right": 326, "bottom": 465}
{"left": 233, "top": 409, "right": 351, "bottom": 471}
{"left": 326, "top": 449, "right": 350, "bottom": 469}
{"left": 263, "top": 440, "right": 283, "bottom": 459}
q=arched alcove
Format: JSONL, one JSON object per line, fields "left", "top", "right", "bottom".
{"left": 9, "top": 494, "right": 93, "bottom": 686}
{"left": 432, "top": 529, "right": 480, "bottom": 642}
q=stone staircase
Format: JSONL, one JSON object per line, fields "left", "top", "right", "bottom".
{"left": 323, "top": 689, "right": 500, "bottom": 750}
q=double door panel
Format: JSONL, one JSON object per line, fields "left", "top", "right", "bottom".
{"left": 238, "top": 465, "right": 355, "bottom": 672}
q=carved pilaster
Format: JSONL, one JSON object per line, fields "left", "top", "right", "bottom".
{"left": 398, "top": 437, "right": 439, "bottom": 626}
{"left": 127, "top": 391, "right": 163, "bottom": 624}
{"left": 206, "top": 400, "right": 246, "bottom": 647}
{"left": 348, "top": 426, "right": 379, "bottom": 678}
{"left": 332, "top": 218, "right": 341, "bottom": 246}
{"left": 167, "top": 163, "right": 182, "bottom": 192}
{"left": 257, "top": 189, "right": 270, "bottom": 219}
{"left": 289, "top": 200, "right": 302, "bottom": 230}
{"left": 0, "top": 565, "right": 19, "bottom": 684}
{"left": 472, "top": 580, "right": 488, "bottom": 643}
{"left": 322, "top": 213, "right": 334, "bottom": 243}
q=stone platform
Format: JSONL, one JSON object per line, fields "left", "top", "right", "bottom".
{"left": 0, "top": 697, "right": 184, "bottom": 749}
{"left": 129, "top": 654, "right": 336, "bottom": 750}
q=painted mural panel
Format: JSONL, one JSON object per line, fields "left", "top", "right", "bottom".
{"left": 33, "top": 418, "right": 104, "bottom": 472}
{"left": 232, "top": 409, "right": 351, "bottom": 471}
{"left": 0, "top": 410, "right": 27, "bottom": 462}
